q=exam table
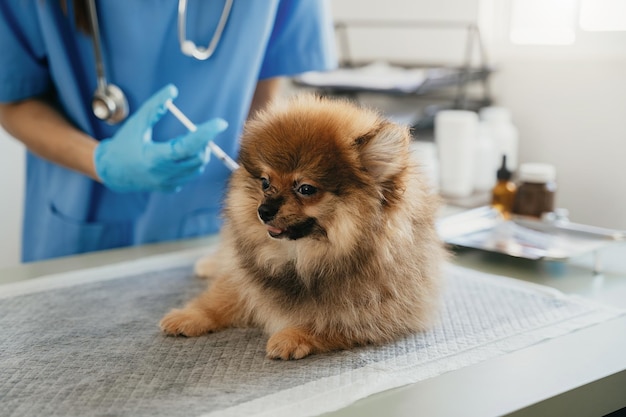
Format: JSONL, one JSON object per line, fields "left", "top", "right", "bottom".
{"left": 1, "top": 228, "right": 625, "bottom": 417}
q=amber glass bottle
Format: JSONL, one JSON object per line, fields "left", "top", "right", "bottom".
{"left": 491, "top": 155, "right": 516, "bottom": 218}
{"left": 512, "top": 163, "right": 556, "bottom": 218}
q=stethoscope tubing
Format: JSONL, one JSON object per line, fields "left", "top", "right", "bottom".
{"left": 178, "top": 0, "right": 234, "bottom": 60}
{"left": 86, "top": 0, "right": 233, "bottom": 123}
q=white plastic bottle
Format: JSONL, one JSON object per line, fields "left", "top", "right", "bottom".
{"left": 479, "top": 107, "right": 519, "bottom": 173}
{"left": 435, "top": 110, "right": 478, "bottom": 198}
{"left": 410, "top": 141, "right": 439, "bottom": 194}
{"left": 473, "top": 122, "right": 498, "bottom": 193}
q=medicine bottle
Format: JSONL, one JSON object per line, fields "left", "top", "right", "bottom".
{"left": 491, "top": 155, "right": 516, "bottom": 218}
{"left": 512, "top": 163, "right": 556, "bottom": 218}
{"left": 473, "top": 122, "right": 498, "bottom": 193}
{"left": 480, "top": 107, "right": 519, "bottom": 172}
{"left": 435, "top": 110, "right": 478, "bottom": 198}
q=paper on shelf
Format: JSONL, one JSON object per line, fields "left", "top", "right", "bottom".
{"left": 297, "top": 61, "right": 428, "bottom": 92}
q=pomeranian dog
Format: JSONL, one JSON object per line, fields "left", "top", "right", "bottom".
{"left": 160, "top": 95, "right": 447, "bottom": 360}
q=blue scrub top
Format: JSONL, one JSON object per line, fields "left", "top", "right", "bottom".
{"left": 0, "top": 0, "right": 337, "bottom": 262}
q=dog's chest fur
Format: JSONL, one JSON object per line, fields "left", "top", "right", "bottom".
{"left": 237, "top": 249, "right": 327, "bottom": 307}
{"left": 235, "top": 238, "right": 375, "bottom": 310}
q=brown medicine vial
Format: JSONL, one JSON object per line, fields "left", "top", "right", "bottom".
{"left": 512, "top": 163, "right": 556, "bottom": 218}
{"left": 491, "top": 155, "right": 517, "bottom": 218}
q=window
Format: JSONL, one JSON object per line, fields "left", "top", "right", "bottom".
{"left": 509, "top": 0, "right": 577, "bottom": 45}
{"left": 579, "top": 0, "right": 626, "bottom": 32}
{"left": 509, "top": 0, "right": 626, "bottom": 45}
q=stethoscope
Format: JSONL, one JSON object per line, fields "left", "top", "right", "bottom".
{"left": 86, "top": 0, "right": 233, "bottom": 124}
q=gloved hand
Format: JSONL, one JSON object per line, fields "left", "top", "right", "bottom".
{"left": 94, "top": 84, "right": 228, "bottom": 193}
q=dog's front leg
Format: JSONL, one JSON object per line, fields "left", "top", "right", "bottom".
{"left": 194, "top": 252, "right": 220, "bottom": 278}
{"left": 159, "top": 278, "right": 243, "bottom": 337}
{"left": 266, "top": 326, "right": 354, "bottom": 360}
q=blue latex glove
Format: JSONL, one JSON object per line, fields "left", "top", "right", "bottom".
{"left": 94, "top": 84, "right": 228, "bottom": 193}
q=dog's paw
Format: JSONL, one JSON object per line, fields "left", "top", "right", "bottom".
{"left": 159, "top": 308, "right": 217, "bottom": 337}
{"left": 194, "top": 254, "right": 219, "bottom": 279}
{"left": 266, "top": 328, "right": 316, "bottom": 360}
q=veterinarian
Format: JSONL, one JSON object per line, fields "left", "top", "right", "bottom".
{"left": 0, "top": 0, "right": 336, "bottom": 262}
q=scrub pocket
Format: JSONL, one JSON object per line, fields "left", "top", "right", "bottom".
{"left": 33, "top": 203, "right": 131, "bottom": 260}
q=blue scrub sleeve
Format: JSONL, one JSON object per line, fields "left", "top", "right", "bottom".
{"left": 259, "top": 0, "right": 337, "bottom": 80}
{"left": 0, "top": 2, "right": 51, "bottom": 102}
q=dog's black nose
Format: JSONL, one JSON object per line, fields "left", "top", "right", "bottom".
{"left": 258, "top": 204, "right": 278, "bottom": 223}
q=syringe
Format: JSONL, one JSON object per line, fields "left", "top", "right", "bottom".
{"left": 165, "top": 100, "right": 239, "bottom": 171}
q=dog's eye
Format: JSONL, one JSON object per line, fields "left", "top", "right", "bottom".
{"left": 261, "top": 178, "right": 270, "bottom": 190}
{"left": 297, "top": 184, "right": 317, "bottom": 196}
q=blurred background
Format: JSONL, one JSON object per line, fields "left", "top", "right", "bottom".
{"left": 1, "top": 0, "right": 625, "bottom": 268}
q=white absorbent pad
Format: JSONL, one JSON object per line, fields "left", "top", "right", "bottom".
{"left": 0, "top": 248, "right": 622, "bottom": 417}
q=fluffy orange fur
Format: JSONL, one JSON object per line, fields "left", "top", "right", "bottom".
{"left": 160, "top": 95, "right": 448, "bottom": 360}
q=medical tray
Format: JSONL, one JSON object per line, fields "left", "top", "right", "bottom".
{"left": 437, "top": 206, "right": 625, "bottom": 262}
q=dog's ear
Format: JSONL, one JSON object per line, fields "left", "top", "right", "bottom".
{"left": 355, "top": 122, "right": 410, "bottom": 181}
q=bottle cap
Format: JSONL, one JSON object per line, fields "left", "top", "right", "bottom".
{"left": 480, "top": 107, "right": 512, "bottom": 123}
{"left": 518, "top": 163, "right": 556, "bottom": 183}
{"left": 435, "top": 110, "right": 478, "bottom": 128}
{"left": 496, "top": 154, "right": 512, "bottom": 180}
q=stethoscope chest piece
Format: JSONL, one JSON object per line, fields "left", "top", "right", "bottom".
{"left": 92, "top": 84, "right": 129, "bottom": 124}
{"left": 87, "top": 0, "right": 129, "bottom": 124}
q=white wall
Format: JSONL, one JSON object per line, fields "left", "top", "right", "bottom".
{"left": 331, "top": 0, "right": 481, "bottom": 65}
{"left": 0, "top": 128, "right": 25, "bottom": 268}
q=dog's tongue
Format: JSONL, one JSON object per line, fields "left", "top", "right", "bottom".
{"left": 267, "top": 226, "right": 283, "bottom": 236}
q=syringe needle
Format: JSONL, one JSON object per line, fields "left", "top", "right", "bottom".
{"left": 165, "top": 100, "right": 239, "bottom": 171}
